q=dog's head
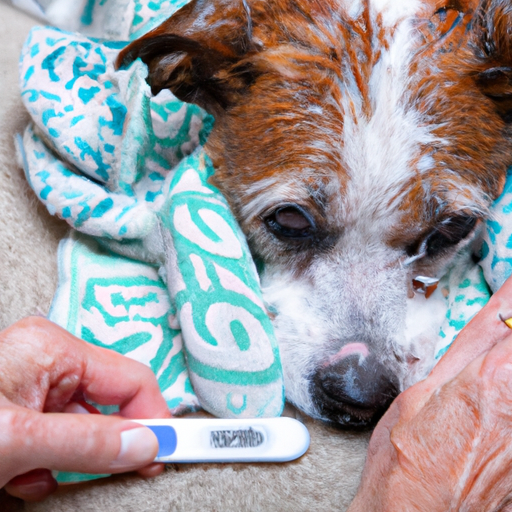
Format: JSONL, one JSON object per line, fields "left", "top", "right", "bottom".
{"left": 118, "top": 0, "right": 512, "bottom": 427}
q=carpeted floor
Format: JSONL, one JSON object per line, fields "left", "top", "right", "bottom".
{"left": 0, "top": 2, "right": 370, "bottom": 510}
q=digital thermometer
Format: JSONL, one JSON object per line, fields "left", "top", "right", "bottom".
{"left": 135, "top": 417, "right": 310, "bottom": 463}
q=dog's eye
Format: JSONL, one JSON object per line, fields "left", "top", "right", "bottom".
{"left": 425, "top": 216, "right": 477, "bottom": 257}
{"left": 405, "top": 215, "right": 478, "bottom": 260}
{"left": 265, "top": 205, "right": 314, "bottom": 239}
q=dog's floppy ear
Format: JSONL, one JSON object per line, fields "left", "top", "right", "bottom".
{"left": 473, "top": 0, "right": 512, "bottom": 122}
{"left": 116, "top": 0, "right": 255, "bottom": 115}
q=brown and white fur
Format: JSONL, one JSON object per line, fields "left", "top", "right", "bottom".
{"left": 118, "top": 0, "right": 512, "bottom": 428}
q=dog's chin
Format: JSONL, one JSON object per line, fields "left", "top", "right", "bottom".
{"left": 321, "top": 413, "right": 382, "bottom": 431}
{"left": 314, "top": 404, "right": 384, "bottom": 430}
{"left": 308, "top": 380, "right": 397, "bottom": 431}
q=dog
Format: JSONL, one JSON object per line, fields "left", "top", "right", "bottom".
{"left": 117, "top": 0, "right": 512, "bottom": 428}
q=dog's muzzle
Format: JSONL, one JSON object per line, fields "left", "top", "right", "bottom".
{"left": 310, "top": 345, "right": 399, "bottom": 429}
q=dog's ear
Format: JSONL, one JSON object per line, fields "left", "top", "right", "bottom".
{"left": 116, "top": 0, "right": 255, "bottom": 116}
{"left": 473, "top": 0, "right": 512, "bottom": 122}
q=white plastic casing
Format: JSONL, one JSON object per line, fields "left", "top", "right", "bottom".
{"left": 135, "top": 417, "right": 310, "bottom": 463}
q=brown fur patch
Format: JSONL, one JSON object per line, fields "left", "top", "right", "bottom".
{"left": 118, "top": 0, "right": 512, "bottom": 270}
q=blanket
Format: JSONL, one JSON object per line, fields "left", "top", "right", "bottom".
{"left": 18, "top": 21, "right": 284, "bottom": 420}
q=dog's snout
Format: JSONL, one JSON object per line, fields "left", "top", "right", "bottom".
{"left": 311, "top": 350, "right": 399, "bottom": 429}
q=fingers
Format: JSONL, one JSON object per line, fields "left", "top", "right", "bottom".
{"left": 0, "top": 317, "right": 170, "bottom": 500}
{"left": 0, "top": 317, "right": 170, "bottom": 419}
{"left": 4, "top": 463, "right": 165, "bottom": 502}
{"left": 394, "top": 276, "right": 512, "bottom": 419}
{"left": 429, "top": 274, "right": 512, "bottom": 388}
{"left": 80, "top": 343, "right": 170, "bottom": 419}
{"left": 350, "top": 281, "right": 512, "bottom": 512}
{"left": 4, "top": 402, "right": 165, "bottom": 502}
{"left": 4, "top": 469, "right": 57, "bottom": 502}
{"left": 62, "top": 401, "right": 166, "bottom": 480}
{"left": 136, "top": 463, "right": 166, "bottom": 478}
{"left": 0, "top": 407, "right": 159, "bottom": 489}
{"left": 350, "top": 335, "right": 512, "bottom": 512}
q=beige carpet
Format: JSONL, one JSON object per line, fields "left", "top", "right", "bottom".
{"left": 0, "top": 2, "right": 369, "bottom": 510}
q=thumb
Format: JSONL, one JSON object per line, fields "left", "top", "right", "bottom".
{"left": 1, "top": 407, "right": 159, "bottom": 487}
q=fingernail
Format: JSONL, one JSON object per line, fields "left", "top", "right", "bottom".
{"left": 111, "top": 427, "right": 159, "bottom": 469}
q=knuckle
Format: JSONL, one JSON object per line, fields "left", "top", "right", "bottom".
{"left": 2, "top": 316, "right": 52, "bottom": 346}
{"left": 0, "top": 317, "right": 63, "bottom": 376}
{"left": 389, "top": 420, "right": 417, "bottom": 460}
{"left": 138, "top": 362, "right": 157, "bottom": 380}
{"left": 0, "top": 408, "right": 35, "bottom": 453}
{"left": 138, "top": 364, "right": 160, "bottom": 388}
{"left": 126, "top": 359, "right": 158, "bottom": 389}
{"left": 15, "top": 316, "right": 51, "bottom": 332}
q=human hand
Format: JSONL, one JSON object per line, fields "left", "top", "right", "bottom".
{"left": 0, "top": 317, "right": 171, "bottom": 501}
{"left": 348, "top": 276, "right": 512, "bottom": 511}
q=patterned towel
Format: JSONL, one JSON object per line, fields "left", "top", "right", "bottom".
{"left": 18, "top": 7, "right": 284, "bottom": 424}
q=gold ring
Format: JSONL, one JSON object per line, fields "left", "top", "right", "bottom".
{"left": 499, "top": 314, "right": 512, "bottom": 329}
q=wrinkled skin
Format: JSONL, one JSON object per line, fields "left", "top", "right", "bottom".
{"left": 348, "top": 276, "right": 512, "bottom": 511}
{"left": 0, "top": 317, "right": 170, "bottom": 501}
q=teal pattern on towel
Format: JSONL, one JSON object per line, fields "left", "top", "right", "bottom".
{"left": 18, "top": 2, "right": 285, "bottom": 452}
{"left": 47, "top": 230, "right": 198, "bottom": 414}
{"left": 160, "top": 153, "right": 284, "bottom": 418}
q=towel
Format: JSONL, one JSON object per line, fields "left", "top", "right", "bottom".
{"left": 19, "top": 21, "right": 284, "bottom": 424}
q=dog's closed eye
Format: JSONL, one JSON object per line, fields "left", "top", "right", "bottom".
{"left": 264, "top": 204, "right": 315, "bottom": 240}
{"left": 424, "top": 215, "right": 478, "bottom": 257}
{"left": 406, "top": 215, "right": 478, "bottom": 260}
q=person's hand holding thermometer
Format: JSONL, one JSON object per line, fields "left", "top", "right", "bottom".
{"left": 0, "top": 317, "right": 310, "bottom": 503}
{"left": 0, "top": 317, "right": 169, "bottom": 501}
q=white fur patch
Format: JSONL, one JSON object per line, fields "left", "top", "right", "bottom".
{"left": 340, "top": 0, "right": 422, "bottom": 26}
{"left": 402, "top": 287, "right": 449, "bottom": 386}
{"left": 370, "top": 0, "right": 422, "bottom": 26}
{"left": 261, "top": 271, "right": 330, "bottom": 417}
{"left": 341, "top": 0, "right": 364, "bottom": 20}
{"left": 341, "top": 19, "right": 443, "bottom": 225}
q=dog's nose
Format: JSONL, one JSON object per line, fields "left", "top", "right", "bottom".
{"left": 311, "top": 349, "right": 399, "bottom": 429}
